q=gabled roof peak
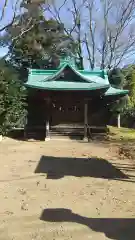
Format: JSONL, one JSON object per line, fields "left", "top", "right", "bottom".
{"left": 58, "top": 56, "right": 77, "bottom": 69}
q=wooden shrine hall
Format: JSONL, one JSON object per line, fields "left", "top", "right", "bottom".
{"left": 24, "top": 57, "right": 128, "bottom": 141}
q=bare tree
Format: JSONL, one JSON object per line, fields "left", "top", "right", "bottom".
{"left": 104, "top": 0, "right": 135, "bottom": 69}
{"left": 46, "top": 0, "right": 87, "bottom": 68}
{"left": 46, "top": 0, "right": 135, "bottom": 69}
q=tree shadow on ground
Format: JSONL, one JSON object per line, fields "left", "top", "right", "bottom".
{"left": 7, "top": 129, "right": 46, "bottom": 141}
{"left": 35, "top": 155, "right": 129, "bottom": 181}
{"left": 40, "top": 208, "right": 135, "bottom": 240}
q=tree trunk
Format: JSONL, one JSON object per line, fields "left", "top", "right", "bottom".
{"left": 117, "top": 113, "right": 121, "bottom": 128}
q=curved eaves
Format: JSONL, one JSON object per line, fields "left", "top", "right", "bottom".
{"left": 105, "top": 87, "right": 129, "bottom": 96}
{"left": 42, "top": 63, "right": 107, "bottom": 84}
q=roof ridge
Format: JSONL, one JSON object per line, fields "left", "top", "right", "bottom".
{"left": 41, "top": 63, "right": 97, "bottom": 83}
{"left": 42, "top": 63, "right": 68, "bottom": 82}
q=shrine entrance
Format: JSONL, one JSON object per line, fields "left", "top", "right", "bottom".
{"left": 24, "top": 57, "right": 129, "bottom": 141}
{"left": 48, "top": 93, "right": 86, "bottom": 139}
{"left": 50, "top": 99, "right": 84, "bottom": 126}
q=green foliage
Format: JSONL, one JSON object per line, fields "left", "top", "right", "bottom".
{"left": 119, "top": 65, "right": 135, "bottom": 127}
{"left": 0, "top": 60, "right": 27, "bottom": 135}
{"left": 3, "top": 5, "right": 76, "bottom": 74}
{"left": 108, "top": 68, "right": 127, "bottom": 115}
{"left": 123, "top": 66, "right": 135, "bottom": 108}
{"left": 0, "top": 3, "right": 76, "bottom": 135}
{"left": 110, "top": 97, "right": 128, "bottom": 114}
{"left": 108, "top": 68, "right": 125, "bottom": 89}
{"left": 0, "top": 0, "right": 79, "bottom": 137}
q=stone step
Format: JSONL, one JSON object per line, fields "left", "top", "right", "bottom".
{"left": 50, "top": 129, "right": 84, "bottom": 136}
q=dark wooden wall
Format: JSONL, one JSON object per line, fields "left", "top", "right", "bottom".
{"left": 26, "top": 89, "right": 109, "bottom": 130}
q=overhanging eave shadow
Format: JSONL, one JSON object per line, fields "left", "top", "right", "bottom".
{"left": 35, "top": 156, "right": 128, "bottom": 180}
{"left": 40, "top": 208, "right": 135, "bottom": 240}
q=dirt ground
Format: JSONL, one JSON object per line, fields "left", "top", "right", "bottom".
{"left": 0, "top": 138, "right": 135, "bottom": 240}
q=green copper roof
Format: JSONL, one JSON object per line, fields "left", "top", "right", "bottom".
{"left": 25, "top": 80, "right": 109, "bottom": 91}
{"left": 105, "top": 87, "right": 129, "bottom": 96}
{"left": 25, "top": 62, "right": 128, "bottom": 97}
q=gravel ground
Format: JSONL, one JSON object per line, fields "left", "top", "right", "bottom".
{"left": 0, "top": 138, "right": 135, "bottom": 240}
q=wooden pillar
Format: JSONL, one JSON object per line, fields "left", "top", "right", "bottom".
{"left": 84, "top": 99, "right": 88, "bottom": 141}
{"left": 45, "top": 97, "right": 51, "bottom": 141}
{"left": 24, "top": 115, "right": 28, "bottom": 139}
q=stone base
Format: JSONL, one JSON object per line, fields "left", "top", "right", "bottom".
{"left": 83, "top": 137, "right": 89, "bottom": 142}
{"left": 45, "top": 136, "right": 51, "bottom": 142}
{"left": 0, "top": 135, "right": 2, "bottom": 142}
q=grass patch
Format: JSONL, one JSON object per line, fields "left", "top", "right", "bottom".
{"left": 108, "top": 126, "right": 135, "bottom": 141}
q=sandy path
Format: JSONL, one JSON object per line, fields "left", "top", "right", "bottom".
{"left": 0, "top": 138, "right": 135, "bottom": 240}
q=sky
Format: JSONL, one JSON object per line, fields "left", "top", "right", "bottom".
{"left": 0, "top": 0, "right": 22, "bottom": 57}
{"left": 0, "top": 47, "right": 8, "bottom": 56}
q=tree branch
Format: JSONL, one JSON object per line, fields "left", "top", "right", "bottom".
{"left": 0, "top": 0, "right": 8, "bottom": 21}
{"left": 0, "top": 0, "right": 18, "bottom": 33}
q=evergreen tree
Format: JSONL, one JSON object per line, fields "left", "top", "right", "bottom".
{"left": 108, "top": 68, "right": 128, "bottom": 127}
{"left": 1, "top": 2, "right": 75, "bottom": 75}
{"left": 123, "top": 66, "right": 135, "bottom": 108}
{"left": 121, "top": 66, "right": 135, "bottom": 127}
{"left": 109, "top": 68, "right": 125, "bottom": 89}
{"left": 0, "top": 60, "right": 26, "bottom": 135}
{"left": 0, "top": 0, "right": 75, "bottom": 135}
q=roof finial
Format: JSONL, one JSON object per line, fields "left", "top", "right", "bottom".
{"left": 58, "top": 55, "right": 77, "bottom": 69}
